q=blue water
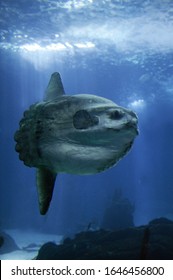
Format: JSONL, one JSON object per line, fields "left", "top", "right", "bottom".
{"left": 1, "top": 0, "right": 173, "bottom": 237}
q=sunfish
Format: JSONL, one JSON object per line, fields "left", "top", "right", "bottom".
{"left": 14, "top": 72, "right": 138, "bottom": 215}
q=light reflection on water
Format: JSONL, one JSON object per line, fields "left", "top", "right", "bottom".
{"left": 1, "top": 0, "right": 173, "bottom": 60}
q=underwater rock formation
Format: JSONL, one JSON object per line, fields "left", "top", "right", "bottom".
{"left": 0, "top": 232, "right": 19, "bottom": 254}
{"left": 36, "top": 218, "right": 173, "bottom": 260}
{"left": 0, "top": 236, "right": 4, "bottom": 247}
{"left": 101, "top": 188, "right": 134, "bottom": 230}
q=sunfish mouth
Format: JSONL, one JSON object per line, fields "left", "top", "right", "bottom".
{"left": 107, "top": 118, "right": 138, "bottom": 135}
{"left": 125, "top": 121, "right": 139, "bottom": 133}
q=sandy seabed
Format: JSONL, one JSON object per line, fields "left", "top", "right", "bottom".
{"left": 0, "top": 229, "right": 62, "bottom": 260}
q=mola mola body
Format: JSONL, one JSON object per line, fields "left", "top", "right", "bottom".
{"left": 14, "top": 72, "right": 138, "bottom": 215}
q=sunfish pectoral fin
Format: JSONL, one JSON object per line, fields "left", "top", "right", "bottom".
{"left": 36, "top": 168, "right": 57, "bottom": 215}
{"left": 44, "top": 72, "right": 65, "bottom": 102}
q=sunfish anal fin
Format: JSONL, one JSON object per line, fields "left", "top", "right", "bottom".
{"left": 44, "top": 72, "right": 65, "bottom": 102}
{"left": 36, "top": 168, "right": 57, "bottom": 215}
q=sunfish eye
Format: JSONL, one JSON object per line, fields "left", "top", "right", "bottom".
{"left": 109, "top": 110, "right": 124, "bottom": 120}
{"left": 73, "top": 110, "right": 99, "bottom": 129}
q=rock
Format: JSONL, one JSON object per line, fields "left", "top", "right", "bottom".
{"left": 147, "top": 218, "right": 173, "bottom": 259}
{"left": 0, "top": 232, "right": 19, "bottom": 254}
{"left": 0, "top": 236, "right": 4, "bottom": 247}
{"left": 36, "top": 218, "right": 173, "bottom": 260}
{"left": 37, "top": 242, "right": 59, "bottom": 260}
{"left": 36, "top": 228, "right": 145, "bottom": 260}
{"left": 101, "top": 188, "right": 134, "bottom": 230}
{"left": 22, "top": 243, "right": 41, "bottom": 252}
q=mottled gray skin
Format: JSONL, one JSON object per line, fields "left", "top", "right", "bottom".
{"left": 14, "top": 72, "right": 138, "bottom": 215}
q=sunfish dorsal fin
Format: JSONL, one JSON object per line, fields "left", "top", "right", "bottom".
{"left": 36, "top": 167, "right": 57, "bottom": 215}
{"left": 44, "top": 72, "right": 65, "bottom": 101}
